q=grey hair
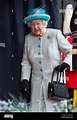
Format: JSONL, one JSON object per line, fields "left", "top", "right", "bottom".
{"left": 42, "top": 20, "right": 48, "bottom": 27}
{"left": 28, "top": 20, "right": 48, "bottom": 27}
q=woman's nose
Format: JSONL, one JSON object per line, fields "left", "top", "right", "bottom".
{"left": 34, "top": 24, "right": 37, "bottom": 28}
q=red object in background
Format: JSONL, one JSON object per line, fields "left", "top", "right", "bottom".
{"left": 62, "top": 36, "right": 77, "bottom": 88}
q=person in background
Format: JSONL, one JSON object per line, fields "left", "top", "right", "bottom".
{"left": 62, "top": 6, "right": 77, "bottom": 107}
{"left": 63, "top": 4, "right": 73, "bottom": 36}
{"left": 21, "top": 7, "right": 72, "bottom": 112}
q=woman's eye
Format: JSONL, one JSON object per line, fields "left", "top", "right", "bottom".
{"left": 37, "top": 23, "right": 40, "bottom": 25}
{"left": 31, "top": 23, "right": 34, "bottom": 25}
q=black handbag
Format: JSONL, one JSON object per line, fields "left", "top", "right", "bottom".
{"left": 47, "top": 69, "right": 69, "bottom": 100}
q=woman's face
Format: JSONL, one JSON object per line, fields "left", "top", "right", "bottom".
{"left": 30, "top": 20, "right": 46, "bottom": 36}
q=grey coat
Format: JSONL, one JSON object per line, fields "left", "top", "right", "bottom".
{"left": 21, "top": 28, "right": 72, "bottom": 112}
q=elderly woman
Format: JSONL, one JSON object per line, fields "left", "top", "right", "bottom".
{"left": 21, "top": 7, "right": 72, "bottom": 112}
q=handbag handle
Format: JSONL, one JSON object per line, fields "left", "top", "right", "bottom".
{"left": 51, "top": 66, "right": 64, "bottom": 83}
{"left": 58, "top": 71, "right": 64, "bottom": 83}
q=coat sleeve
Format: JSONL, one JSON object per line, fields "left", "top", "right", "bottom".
{"left": 56, "top": 30, "right": 72, "bottom": 70}
{"left": 62, "top": 36, "right": 72, "bottom": 60}
{"left": 21, "top": 36, "right": 31, "bottom": 81}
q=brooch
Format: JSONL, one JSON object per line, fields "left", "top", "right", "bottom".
{"left": 47, "top": 35, "right": 51, "bottom": 39}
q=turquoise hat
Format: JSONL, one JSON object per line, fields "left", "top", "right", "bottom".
{"left": 23, "top": 8, "right": 50, "bottom": 24}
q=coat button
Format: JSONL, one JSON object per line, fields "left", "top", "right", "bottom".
{"left": 38, "top": 44, "right": 41, "bottom": 48}
{"left": 38, "top": 37, "right": 41, "bottom": 40}
{"left": 41, "top": 76, "right": 44, "bottom": 80}
{"left": 39, "top": 60, "right": 42, "bottom": 64}
{"left": 40, "top": 68, "right": 43, "bottom": 72}
{"left": 38, "top": 52, "right": 41, "bottom": 55}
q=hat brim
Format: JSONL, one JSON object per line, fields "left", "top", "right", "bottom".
{"left": 23, "top": 14, "right": 50, "bottom": 24}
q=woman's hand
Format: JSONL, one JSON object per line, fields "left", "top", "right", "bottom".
{"left": 22, "top": 79, "right": 30, "bottom": 102}
{"left": 72, "top": 49, "right": 77, "bottom": 54}
{"left": 54, "top": 62, "right": 70, "bottom": 72}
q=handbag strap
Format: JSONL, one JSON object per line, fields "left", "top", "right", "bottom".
{"left": 51, "top": 65, "right": 64, "bottom": 83}
{"left": 58, "top": 71, "right": 64, "bottom": 83}
{"left": 56, "top": 64, "right": 65, "bottom": 83}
